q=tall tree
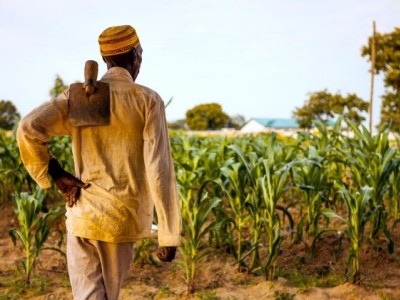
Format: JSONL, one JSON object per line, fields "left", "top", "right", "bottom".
{"left": 293, "top": 90, "right": 369, "bottom": 129}
{"left": 186, "top": 103, "right": 229, "bottom": 130}
{"left": 362, "top": 27, "right": 400, "bottom": 131}
{"left": 0, "top": 100, "right": 20, "bottom": 130}
{"left": 49, "top": 75, "right": 68, "bottom": 98}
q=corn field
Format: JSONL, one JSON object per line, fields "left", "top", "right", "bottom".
{"left": 2, "top": 117, "right": 400, "bottom": 292}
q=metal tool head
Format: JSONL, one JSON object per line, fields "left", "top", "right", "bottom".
{"left": 68, "top": 60, "right": 111, "bottom": 127}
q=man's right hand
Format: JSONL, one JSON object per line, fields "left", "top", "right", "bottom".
{"left": 157, "top": 246, "right": 177, "bottom": 262}
{"left": 48, "top": 158, "right": 90, "bottom": 207}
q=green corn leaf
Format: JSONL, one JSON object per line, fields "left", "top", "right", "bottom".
{"left": 276, "top": 205, "right": 294, "bottom": 231}
{"left": 296, "top": 184, "right": 316, "bottom": 191}
{"left": 320, "top": 208, "right": 347, "bottom": 224}
{"left": 359, "top": 186, "right": 373, "bottom": 209}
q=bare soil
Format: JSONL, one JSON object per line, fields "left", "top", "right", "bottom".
{"left": 1, "top": 201, "right": 400, "bottom": 300}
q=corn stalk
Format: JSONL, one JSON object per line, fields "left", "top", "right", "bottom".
{"left": 289, "top": 155, "right": 329, "bottom": 240}
{"left": 321, "top": 184, "right": 376, "bottom": 284}
{"left": 8, "top": 189, "right": 65, "bottom": 284}
{"left": 178, "top": 192, "right": 221, "bottom": 294}
{"left": 257, "top": 160, "right": 290, "bottom": 280}
{"left": 339, "top": 119, "right": 397, "bottom": 251}
{"left": 217, "top": 161, "right": 251, "bottom": 271}
{"left": 0, "top": 131, "right": 36, "bottom": 199}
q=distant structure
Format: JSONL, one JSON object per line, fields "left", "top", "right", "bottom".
{"left": 240, "top": 118, "right": 300, "bottom": 135}
{"left": 240, "top": 118, "right": 336, "bottom": 135}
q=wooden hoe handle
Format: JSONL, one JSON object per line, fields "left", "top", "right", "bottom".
{"left": 83, "top": 60, "right": 98, "bottom": 95}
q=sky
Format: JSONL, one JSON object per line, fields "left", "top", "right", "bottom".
{"left": 1, "top": 0, "right": 399, "bottom": 128}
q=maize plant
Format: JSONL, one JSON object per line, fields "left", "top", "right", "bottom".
{"left": 199, "top": 135, "right": 230, "bottom": 181}
{"left": 218, "top": 135, "right": 293, "bottom": 278}
{"left": 321, "top": 184, "right": 377, "bottom": 284}
{"left": 172, "top": 135, "right": 224, "bottom": 293}
{"left": 256, "top": 159, "right": 291, "bottom": 280}
{"left": 8, "top": 189, "right": 65, "bottom": 284}
{"left": 0, "top": 131, "right": 36, "bottom": 200}
{"left": 389, "top": 136, "right": 400, "bottom": 230}
{"left": 237, "top": 135, "right": 293, "bottom": 273}
{"left": 217, "top": 161, "right": 251, "bottom": 271}
{"left": 338, "top": 119, "right": 398, "bottom": 250}
{"left": 229, "top": 144, "right": 264, "bottom": 270}
{"left": 388, "top": 168, "right": 400, "bottom": 231}
{"left": 217, "top": 142, "right": 265, "bottom": 270}
{"left": 178, "top": 192, "right": 221, "bottom": 294}
{"left": 173, "top": 140, "right": 203, "bottom": 210}
{"left": 289, "top": 154, "right": 330, "bottom": 240}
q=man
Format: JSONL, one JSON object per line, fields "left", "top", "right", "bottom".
{"left": 17, "top": 25, "right": 182, "bottom": 300}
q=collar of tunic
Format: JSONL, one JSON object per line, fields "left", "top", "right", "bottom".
{"left": 101, "top": 67, "right": 134, "bottom": 83}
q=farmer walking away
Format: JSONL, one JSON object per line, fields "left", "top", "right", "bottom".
{"left": 17, "top": 25, "right": 182, "bottom": 300}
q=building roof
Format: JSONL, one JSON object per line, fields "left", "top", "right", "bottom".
{"left": 247, "top": 118, "right": 336, "bottom": 129}
{"left": 252, "top": 118, "right": 300, "bottom": 128}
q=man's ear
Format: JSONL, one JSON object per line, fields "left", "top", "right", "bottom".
{"left": 131, "top": 50, "right": 137, "bottom": 64}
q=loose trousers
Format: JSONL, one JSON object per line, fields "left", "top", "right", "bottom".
{"left": 67, "top": 233, "right": 134, "bottom": 300}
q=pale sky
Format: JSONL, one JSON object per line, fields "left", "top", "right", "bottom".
{"left": 1, "top": 0, "right": 399, "bottom": 127}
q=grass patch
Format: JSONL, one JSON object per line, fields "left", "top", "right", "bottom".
{"left": 377, "top": 290, "right": 394, "bottom": 300}
{"left": 195, "top": 290, "right": 221, "bottom": 300}
{"left": 0, "top": 271, "right": 52, "bottom": 300}
{"left": 230, "top": 273, "right": 255, "bottom": 286}
{"left": 155, "top": 284, "right": 176, "bottom": 298}
{"left": 277, "top": 267, "right": 344, "bottom": 290}
{"left": 274, "top": 290, "right": 295, "bottom": 300}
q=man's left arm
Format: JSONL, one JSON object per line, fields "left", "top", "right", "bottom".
{"left": 143, "top": 96, "right": 182, "bottom": 262}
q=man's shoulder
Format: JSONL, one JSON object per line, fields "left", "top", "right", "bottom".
{"left": 132, "top": 83, "right": 162, "bottom": 103}
{"left": 133, "top": 83, "right": 158, "bottom": 95}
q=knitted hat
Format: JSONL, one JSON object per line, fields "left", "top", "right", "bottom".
{"left": 98, "top": 25, "right": 140, "bottom": 57}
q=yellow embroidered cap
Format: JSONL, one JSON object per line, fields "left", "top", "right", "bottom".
{"left": 98, "top": 25, "right": 140, "bottom": 57}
